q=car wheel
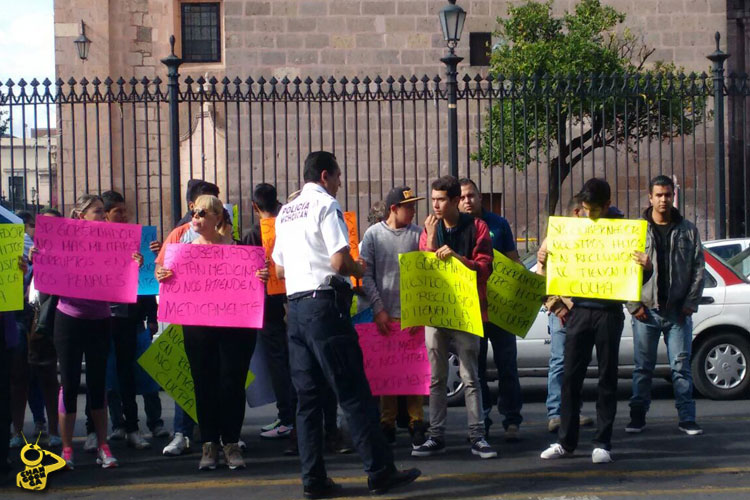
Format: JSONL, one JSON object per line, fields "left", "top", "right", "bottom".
{"left": 446, "top": 352, "right": 465, "bottom": 406}
{"left": 693, "top": 332, "right": 750, "bottom": 400}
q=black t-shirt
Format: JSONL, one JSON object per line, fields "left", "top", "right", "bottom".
{"left": 653, "top": 221, "right": 674, "bottom": 307}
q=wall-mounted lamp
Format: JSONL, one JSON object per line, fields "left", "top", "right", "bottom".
{"left": 74, "top": 20, "right": 91, "bottom": 61}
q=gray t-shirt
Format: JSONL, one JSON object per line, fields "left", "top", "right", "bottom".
{"left": 360, "top": 221, "right": 421, "bottom": 318}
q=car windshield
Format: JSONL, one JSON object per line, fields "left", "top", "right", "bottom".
{"left": 726, "top": 246, "right": 750, "bottom": 280}
{"left": 705, "top": 246, "right": 750, "bottom": 283}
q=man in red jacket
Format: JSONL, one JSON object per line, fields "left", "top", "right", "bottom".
{"left": 411, "top": 175, "right": 497, "bottom": 459}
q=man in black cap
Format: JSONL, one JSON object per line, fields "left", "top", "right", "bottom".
{"left": 360, "top": 186, "right": 427, "bottom": 447}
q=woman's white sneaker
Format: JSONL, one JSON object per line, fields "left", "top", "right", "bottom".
{"left": 127, "top": 431, "right": 152, "bottom": 449}
{"left": 592, "top": 448, "right": 613, "bottom": 463}
{"left": 540, "top": 443, "right": 572, "bottom": 459}
{"left": 83, "top": 432, "right": 98, "bottom": 453}
{"left": 163, "top": 433, "right": 190, "bottom": 456}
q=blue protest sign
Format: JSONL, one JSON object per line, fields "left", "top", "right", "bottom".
{"left": 138, "top": 226, "right": 159, "bottom": 295}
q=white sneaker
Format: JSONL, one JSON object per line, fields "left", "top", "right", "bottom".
{"left": 109, "top": 427, "right": 126, "bottom": 441}
{"left": 540, "top": 443, "right": 573, "bottom": 459}
{"left": 152, "top": 424, "right": 170, "bottom": 438}
{"left": 49, "top": 434, "right": 62, "bottom": 447}
{"left": 127, "top": 431, "right": 152, "bottom": 450}
{"left": 592, "top": 447, "right": 613, "bottom": 464}
{"left": 96, "top": 444, "right": 119, "bottom": 468}
{"left": 84, "top": 432, "right": 99, "bottom": 453}
{"left": 238, "top": 438, "right": 247, "bottom": 451}
{"left": 261, "top": 418, "right": 281, "bottom": 432}
{"left": 260, "top": 424, "right": 293, "bottom": 439}
{"left": 163, "top": 432, "right": 189, "bottom": 456}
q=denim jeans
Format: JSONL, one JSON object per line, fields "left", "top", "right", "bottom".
{"left": 287, "top": 292, "right": 393, "bottom": 489}
{"left": 630, "top": 309, "right": 696, "bottom": 422}
{"left": 546, "top": 314, "right": 566, "bottom": 419}
{"left": 478, "top": 322, "right": 523, "bottom": 428}
{"left": 173, "top": 404, "right": 196, "bottom": 437}
{"left": 105, "top": 390, "right": 164, "bottom": 433}
{"left": 425, "top": 326, "right": 484, "bottom": 441}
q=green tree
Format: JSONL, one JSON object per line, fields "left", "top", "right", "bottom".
{"left": 0, "top": 110, "right": 8, "bottom": 137}
{"left": 475, "top": 0, "right": 708, "bottom": 214}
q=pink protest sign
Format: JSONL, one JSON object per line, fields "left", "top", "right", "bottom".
{"left": 355, "top": 322, "right": 430, "bottom": 396}
{"left": 33, "top": 216, "right": 141, "bottom": 303}
{"left": 157, "top": 243, "right": 266, "bottom": 328}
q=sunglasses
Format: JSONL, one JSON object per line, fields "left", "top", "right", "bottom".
{"left": 192, "top": 209, "right": 209, "bottom": 218}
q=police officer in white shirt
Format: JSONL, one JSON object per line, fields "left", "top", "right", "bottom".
{"left": 273, "top": 151, "right": 421, "bottom": 499}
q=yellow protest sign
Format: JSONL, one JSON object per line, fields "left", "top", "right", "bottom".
{"left": 138, "top": 324, "right": 254, "bottom": 423}
{"left": 0, "top": 224, "right": 25, "bottom": 312}
{"left": 399, "top": 251, "right": 483, "bottom": 337}
{"left": 487, "top": 250, "right": 545, "bottom": 338}
{"left": 545, "top": 216, "right": 648, "bottom": 302}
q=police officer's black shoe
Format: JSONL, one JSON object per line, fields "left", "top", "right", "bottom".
{"left": 367, "top": 466, "right": 421, "bottom": 495}
{"left": 303, "top": 478, "right": 342, "bottom": 499}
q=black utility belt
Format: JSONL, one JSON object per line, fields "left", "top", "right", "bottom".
{"left": 288, "top": 288, "right": 335, "bottom": 301}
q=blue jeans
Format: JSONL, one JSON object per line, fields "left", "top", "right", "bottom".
{"left": 173, "top": 404, "right": 196, "bottom": 437}
{"left": 546, "top": 314, "right": 565, "bottom": 419}
{"left": 478, "top": 323, "right": 523, "bottom": 428}
{"left": 631, "top": 309, "right": 696, "bottom": 422}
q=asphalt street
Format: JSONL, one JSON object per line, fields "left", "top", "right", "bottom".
{"left": 4, "top": 378, "right": 750, "bottom": 499}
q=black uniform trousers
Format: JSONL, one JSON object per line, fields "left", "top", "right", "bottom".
{"left": 287, "top": 290, "right": 393, "bottom": 489}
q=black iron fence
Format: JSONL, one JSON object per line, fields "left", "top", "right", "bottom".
{"left": 1, "top": 43, "right": 748, "bottom": 250}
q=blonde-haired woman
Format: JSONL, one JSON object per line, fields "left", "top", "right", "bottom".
{"left": 157, "top": 194, "right": 268, "bottom": 471}
{"left": 46, "top": 194, "right": 141, "bottom": 470}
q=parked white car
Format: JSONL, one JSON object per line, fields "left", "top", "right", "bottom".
{"left": 447, "top": 248, "right": 750, "bottom": 404}
{"left": 704, "top": 238, "right": 750, "bottom": 261}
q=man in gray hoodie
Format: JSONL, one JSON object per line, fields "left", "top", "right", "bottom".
{"left": 359, "top": 186, "right": 426, "bottom": 448}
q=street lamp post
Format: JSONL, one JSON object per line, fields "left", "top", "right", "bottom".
{"left": 439, "top": 0, "right": 466, "bottom": 179}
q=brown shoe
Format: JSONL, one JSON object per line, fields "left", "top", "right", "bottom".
{"left": 199, "top": 442, "right": 218, "bottom": 470}
{"left": 548, "top": 417, "right": 561, "bottom": 433}
{"left": 580, "top": 415, "right": 594, "bottom": 427}
{"left": 223, "top": 443, "right": 245, "bottom": 470}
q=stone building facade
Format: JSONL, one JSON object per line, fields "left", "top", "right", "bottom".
{"left": 52, "top": 0, "right": 737, "bottom": 239}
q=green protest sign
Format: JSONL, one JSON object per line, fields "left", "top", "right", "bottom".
{"left": 0, "top": 224, "right": 25, "bottom": 312}
{"left": 399, "top": 251, "right": 483, "bottom": 337}
{"left": 486, "top": 250, "right": 545, "bottom": 338}
{"left": 137, "top": 324, "right": 254, "bottom": 423}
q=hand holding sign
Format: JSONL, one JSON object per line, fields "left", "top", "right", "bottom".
{"left": 399, "top": 251, "right": 483, "bottom": 337}
{"left": 138, "top": 226, "right": 159, "bottom": 295}
{"left": 32, "top": 216, "right": 141, "bottom": 303}
{"left": 487, "top": 250, "right": 545, "bottom": 338}
{"left": 157, "top": 243, "right": 266, "bottom": 328}
{"left": 0, "top": 224, "right": 25, "bottom": 312}
{"left": 545, "top": 216, "right": 648, "bottom": 301}
{"left": 355, "top": 322, "right": 430, "bottom": 396}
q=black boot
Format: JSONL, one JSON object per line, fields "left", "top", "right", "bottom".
{"left": 625, "top": 408, "right": 646, "bottom": 434}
